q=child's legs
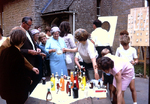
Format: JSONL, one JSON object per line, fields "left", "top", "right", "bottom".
{"left": 122, "top": 91, "right": 125, "bottom": 104}
{"left": 129, "top": 79, "right": 137, "bottom": 102}
{"left": 112, "top": 85, "right": 117, "bottom": 104}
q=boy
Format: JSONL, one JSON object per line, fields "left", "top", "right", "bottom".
{"left": 115, "top": 32, "right": 138, "bottom": 104}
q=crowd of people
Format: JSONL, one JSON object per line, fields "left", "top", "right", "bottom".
{"left": 0, "top": 16, "right": 138, "bottom": 104}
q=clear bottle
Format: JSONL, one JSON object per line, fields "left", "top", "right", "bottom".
{"left": 50, "top": 73, "right": 55, "bottom": 91}
{"left": 73, "top": 80, "right": 78, "bottom": 98}
{"left": 60, "top": 74, "right": 65, "bottom": 91}
{"left": 46, "top": 88, "right": 52, "bottom": 101}
{"left": 70, "top": 71, "right": 74, "bottom": 89}
{"left": 55, "top": 72, "right": 59, "bottom": 91}
{"left": 81, "top": 72, "right": 86, "bottom": 91}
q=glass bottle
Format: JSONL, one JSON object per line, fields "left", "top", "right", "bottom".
{"left": 81, "top": 72, "right": 86, "bottom": 91}
{"left": 74, "top": 71, "right": 79, "bottom": 89}
{"left": 60, "top": 74, "right": 65, "bottom": 91}
{"left": 50, "top": 73, "right": 55, "bottom": 91}
{"left": 46, "top": 88, "right": 52, "bottom": 101}
{"left": 70, "top": 71, "right": 74, "bottom": 89}
{"left": 66, "top": 80, "right": 70, "bottom": 94}
{"left": 55, "top": 72, "right": 59, "bottom": 91}
{"left": 68, "top": 84, "right": 71, "bottom": 96}
{"left": 73, "top": 80, "right": 78, "bottom": 98}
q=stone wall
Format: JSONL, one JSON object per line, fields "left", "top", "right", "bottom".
{"left": 69, "top": 0, "right": 97, "bottom": 33}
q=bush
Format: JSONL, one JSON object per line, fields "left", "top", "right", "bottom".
{"left": 134, "top": 63, "right": 149, "bottom": 76}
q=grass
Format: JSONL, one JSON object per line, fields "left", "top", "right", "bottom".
{"left": 134, "top": 63, "right": 149, "bottom": 76}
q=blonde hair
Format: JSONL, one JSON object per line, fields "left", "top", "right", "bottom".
{"left": 101, "top": 48, "right": 110, "bottom": 56}
{"left": 38, "top": 32, "right": 46, "bottom": 41}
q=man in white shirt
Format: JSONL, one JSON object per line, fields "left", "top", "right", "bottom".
{"left": 90, "top": 19, "right": 112, "bottom": 58}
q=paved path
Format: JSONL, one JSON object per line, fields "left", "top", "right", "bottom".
{"left": 0, "top": 77, "right": 149, "bottom": 104}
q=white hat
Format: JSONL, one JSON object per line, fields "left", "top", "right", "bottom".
{"left": 50, "top": 26, "right": 60, "bottom": 34}
{"left": 31, "top": 29, "right": 39, "bottom": 35}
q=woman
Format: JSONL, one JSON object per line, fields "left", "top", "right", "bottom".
{"left": 0, "top": 26, "right": 32, "bottom": 104}
{"left": 64, "top": 28, "right": 99, "bottom": 80}
{"left": 45, "top": 26, "right": 68, "bottom": 76}
{"left": 97, "top": 54, "right": 134, "bottom": 104}
{"left": 59, "top": 21, "right": 76, "bottom": 75}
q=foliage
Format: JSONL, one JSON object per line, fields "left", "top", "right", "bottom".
{"left": 134, "top": 63, "right": 149, "bottom": 76}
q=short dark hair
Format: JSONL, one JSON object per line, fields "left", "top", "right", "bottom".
{"left": 45, "top": 27, "right": 51, "bottom": 33}
{"left": 10, "top": 26, "right": 27, "bottom": 46}
{"left": 75, "top": 28, "right": 89, "bottom": 41}
{"left": 22, "top": 16, "right": 32, "bottom": 23}
{"left": 93, "top": 19, "right": 102, "bottom": 27}
{"left": 120, "top": 30, "right": 129, "bottom": 36}
{"left": 59, "top": 21, "right": 71, "bottom": 37}
{"left": 97, "top": 57, "right": 114, "bottom": 71}
{"left": 0, "top": 27, "right": 3, "bottom": 36}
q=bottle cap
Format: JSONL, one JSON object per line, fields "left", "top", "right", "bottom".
{"left": 48, "top": 88, "right": 50, "bottom": 91}
{"left": 74, "top": 80, "right": 76, "bottom": 83}
{"left": 71, "top": 71, "right": 73, "bottom": 74}
{"left": 83, "top": 72, "right": 85, "bottom": 75}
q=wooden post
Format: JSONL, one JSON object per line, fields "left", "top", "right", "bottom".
{"left": 138, "top": 46, "right": 147, "bottom": 78}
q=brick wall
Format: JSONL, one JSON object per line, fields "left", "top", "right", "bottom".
{"left": 3, "top": 0, "right": 34, "bottom": 36}
{"left": 110, "top": 0, "right": 144, "bottom": 53}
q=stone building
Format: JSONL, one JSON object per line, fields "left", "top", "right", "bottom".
{"left": 0, "top": 0, "right": 149, "bottom": 53}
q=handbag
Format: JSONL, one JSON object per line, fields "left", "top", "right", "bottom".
{"left": 66, "top": 54, "right": 72, "bottom": 64}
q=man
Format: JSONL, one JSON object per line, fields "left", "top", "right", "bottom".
{"left": 90, "top": 19, "right": 112, "bottom": 58}
{"left": 20, "top": 16, "right": 42, "bottom": 94}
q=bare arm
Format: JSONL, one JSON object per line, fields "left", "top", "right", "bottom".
{"left": 91, "top": 58, "right": 99, "bottom": 80}
{"left": 64, "top": 47, "right": 78, "bottom": 52}
{"left": 115, "top": 70, "right": 122, "bottom": 104}
{"left": 131, "top": 58, "right": 138, "bottom": 65}
{"left": 75, "top": 57, "right": 81, "bottom": 70}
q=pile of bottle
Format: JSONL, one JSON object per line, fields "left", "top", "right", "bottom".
{"left": 46, "top": 65, "right": 87, "bottom": 100}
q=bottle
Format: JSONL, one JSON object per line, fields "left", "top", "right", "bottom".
{"left": 55, "top": 72, "right": 59, "bottom": 91}
{"left": 73, "top": 80, "right": 78, "bottom": 98}
{"left": 46, "top": 88, "right": 52, "bottom": 101}
{"left": 50, "top": 73, "right": 55, "bottom": 91}
{"left": 56, "top": 81, "right": 60, "bottom": 94}
{"left": 70, "top": 71, "right": 74, "bottom": 88}
{"left": 89, "top": 81, "right": 93, "bottom": 89}
{"left": 74, "top": 71, "right": 79, "bottom": 89}
{"left": 66, "top": 80, "right": 70, "bottom": 94}
{"left": 60, "top": 74, "right": 65, "bottom": 91}
{"left": 75, "top": 66, "right": 79, "bottom": 77}
{"left": 68, "top": 84, "right": 71, "bottom": 96}
{"left": 81, "top": 72, "right": 86, "bottom": 91}
{"left": 98, "top": 79, "right": 101, "bottom": 89}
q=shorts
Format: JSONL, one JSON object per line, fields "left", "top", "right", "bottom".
{"left": 103, "top": 72, "right": 113, "bottom": 85}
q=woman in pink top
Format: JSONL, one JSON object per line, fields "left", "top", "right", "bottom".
{"left": 97, "top": 54, "right": 134, "bottom": 104}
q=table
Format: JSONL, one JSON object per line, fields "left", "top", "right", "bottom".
{"left": 25, "top": 79, "right": 112, "bottom": 104}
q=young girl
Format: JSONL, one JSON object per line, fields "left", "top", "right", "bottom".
{"left": 97, "top": 54, "right": 134, "bottom": 104}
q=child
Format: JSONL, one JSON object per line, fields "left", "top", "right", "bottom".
{"left": 115, "top": 33, "right": 138, "bottom": 104}
{"left": 101, "top": 48, "right": 114, "bottom": 101}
